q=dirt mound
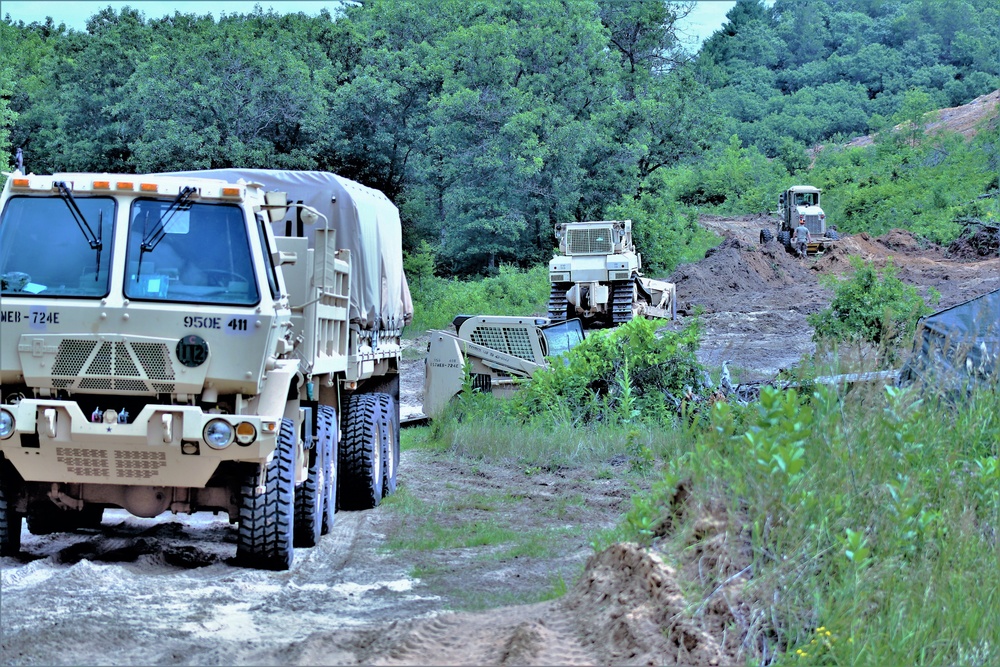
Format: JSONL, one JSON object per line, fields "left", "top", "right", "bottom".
{"left": 845, "top": 89, "right": 1000, "bottom": 148}
{"left": 565, "top": 543, "right": 732, "bottom": 666}
{"left": 669, "top": 234, "right": 821, "bottom": 315}
{"left": 947, "top": 220, "right": 1000, "bottom": 259}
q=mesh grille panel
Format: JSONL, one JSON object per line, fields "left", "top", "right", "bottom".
{"left": 115, "top": 450, "right": 166, "bottom": 479}
{"left": 57, "top": 447, "right": 110, "bottom": 477}
{"left": 469, "top": 326, "right": 535, "bottom": 361}
{"left": 52, "top": 340, "right": 97, "bottom": 376}
{"left": 566, "top": 228, "right": 614, "bottom": 255}
{"left": 115, "top": 379, "right": 149, "bottom": 392}
{"left": 132, "top": 342, "right": 174, "bottom": 380}
{"left": 114, "top": 342, "right": 140, "bottom": 376}
{"left": 805, "top": 215, "right": 823, "bottom": 235}
{"left": 79, "top": 378, "right": 114, "bottom": 390}
{"left": 89, "top": 342, "right": 114, "bottom": 375}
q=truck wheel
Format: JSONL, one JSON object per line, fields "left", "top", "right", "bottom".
{"left": 0, "top": 474, "right": 21, "bottom": 556}
{"left": 760, "top": 229, "right": 773, "bottom": 244}
{"left": 379, "top": 395, "right": 399, "bottom": 498}
{"left": 338, "top": 393, "right": 384, "bottom": 510}
{"left": 293, "top": 417, "right": 326, "bottom": 548}
{"left": 26, "top": 501, "right": 102, "bottom": 535}
{"left": 317, "top": 405, "right": 338, "bottom": 535}
{"left": 237, "top": 418, "right": 296, "bottom": 570}
{"left": 777, "top": 231, "right": 791, "bottom": 252}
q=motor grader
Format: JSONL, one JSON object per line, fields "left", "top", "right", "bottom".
{"left": 760, "top": 185, "right": 839, "bottom": 255}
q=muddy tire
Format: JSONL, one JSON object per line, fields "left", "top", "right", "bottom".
{"left": 379, "top": 395, "right": 399, "bottom": 498}
{"left": 338, "top": 393, "right": 385, "bottom": 510}
{"left": 26, "top": 502, "right": 103, "bottom": 535}
{"left": 317, "top": 405, "right": 338, "bottom": 535}
{"left": 777, "top": 230, "right": 792, "bottom": 252}
{"left": 294, "top": 414, "right": 326, "bottom": 548}
{"left": 0, "top": 471, "right": 21, "bottom": 556}
{"left": 237, "top": 418, "right": 296, "bottom": 570}
{"left": 760, "top": 229, "right": 773, "bottom": 244}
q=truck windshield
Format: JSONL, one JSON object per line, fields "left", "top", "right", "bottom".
{"left": 542, "top": 319, "right": 585, "bottom": 357}
{"left": 0, "top": 195, "right": 115, "bottom": 297}
{"left": 124, "top": 199, "right": 260, "bottom": 305}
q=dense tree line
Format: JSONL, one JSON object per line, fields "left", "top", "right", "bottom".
{"left": 1, "top": 0, "right": 998, "bottom": 276}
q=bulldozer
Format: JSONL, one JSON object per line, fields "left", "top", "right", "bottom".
{"left": 761, "top": 185, "right": 839, "bottom": 255}
{"left": 422, "top": 315, "right": 585, "bottom": 418}
{"left": 547, "top": 220, "right": 676, "bottom": 328}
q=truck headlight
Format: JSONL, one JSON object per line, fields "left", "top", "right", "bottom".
{"left": 0, "top": 409, "right": 13, "bottom": 439}
{"left": 203, "top": 419, "right": 234, "bottom": 449}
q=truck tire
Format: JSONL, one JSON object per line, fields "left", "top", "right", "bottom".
{"left": 338, "top": 393, "right": 384, "bottom": 510}
{"left": 294, "top": 415, "right": 326, "bottom": 548}
{"left": 26, "top": 502, "right": 103, "bottom": 535}
{"left": 759, "top": 229, "right": 773, "bottom": 244}
{"left": 379, "top": 395, "right": 399, "bottom": 498}
{"left": 777, "top": 230, "right": 791, "bottom": 252}
{"left": 236, "top": 418, "right": 296, "bottom": 570}
{"left": 317, "top": 405, "right": 337, "bottom": 535}
{"left": 0, "top": 473, "right": 21, "bottom": 556}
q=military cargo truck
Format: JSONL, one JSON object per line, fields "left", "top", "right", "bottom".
{"left": 547, "top": 220, "right": 676, "bottom": 328}
{"left": 422, "top": 315, "right": 585, "bottom": 418}
{"left": 0, "top": 169, "right": 411, "bottom": 569}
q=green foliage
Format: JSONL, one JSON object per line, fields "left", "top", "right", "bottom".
{"left": 406, "top": 263, "right": 549, "bottom": 333}
{"left": 513, "top": 317, "right": 704, "bottom": 426}
{"left": 606, "top": 173, "right": 722, "bottom": 276}
{"left": 807, "top": 256, "right": 936, "bottom": 360}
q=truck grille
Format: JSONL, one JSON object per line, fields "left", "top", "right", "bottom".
{"left": 805, "top": 215, "right": 823, "bottom": 236}
{"left": 566, "top": 228, "right": 614, "bottom": 255}
{"left": 55, "top": 447, "right": 167, "bottom": 479}
{"left": 48, "top": 339, "right": 176, "bottom": 394}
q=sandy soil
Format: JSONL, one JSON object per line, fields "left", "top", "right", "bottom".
{"left": 3, "top": 211, "right": 998, "bottom": 666}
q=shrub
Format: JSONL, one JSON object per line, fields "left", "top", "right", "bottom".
{"left": 807, "top": 256, "right": 935, "bottom": 362}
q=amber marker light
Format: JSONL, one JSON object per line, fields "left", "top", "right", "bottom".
{"left": 116, "top": 181, "right": 134, "bottom": 190}
{"left": 140, "top": 182, "right": 158, "bottom": 192}
{"left": 11, "top": 178, "right": 30, "bottom": 188}
{"left": 92, "top": 180, "right": 111, "bottom": 189}
{"left": 235, "top": 421, "right": 257, "bottom": 446}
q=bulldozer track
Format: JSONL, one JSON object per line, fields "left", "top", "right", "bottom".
{"left": 610, "top": 279, "right": 635, "bottom": 325}
{"left": 548, "top": 282, "right": 571, "bottom": 320}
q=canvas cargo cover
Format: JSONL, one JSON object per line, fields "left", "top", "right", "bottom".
{"left": 899, "top": 287, "right": 999, "bottom": 389}
{"left": 156, "top": 169, "right": 412, "bottom": 333}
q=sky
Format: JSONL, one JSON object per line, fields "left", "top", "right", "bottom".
{"left": 2, "top": 0, "right": 736, "bottom": 46}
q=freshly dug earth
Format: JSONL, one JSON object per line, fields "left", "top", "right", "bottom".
{"left": 3, "top": 216, "right": 999, "bottom": 666}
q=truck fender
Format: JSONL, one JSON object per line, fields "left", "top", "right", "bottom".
{"left": 423, "top": 333, "right": 467, "bottom": 418}
{"left": 256, "top": 359, "right": 302, "bottom": 423}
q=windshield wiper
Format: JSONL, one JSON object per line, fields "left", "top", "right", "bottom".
{"left": 54, "top": 181, "right": 103, "bottom": 279}
{"left": 140, "top": 186, "right": 197, "bottom": 254}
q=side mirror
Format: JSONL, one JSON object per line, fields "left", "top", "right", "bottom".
{"left": 299, "top": 206, "right": 321, "bottom": 226}
{"left": 264, "top": 191, "right": 288, "bottom": 223}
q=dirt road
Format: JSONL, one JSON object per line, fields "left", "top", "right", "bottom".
{"left": 3, "top": 216, "right": 997, "bottom": 666}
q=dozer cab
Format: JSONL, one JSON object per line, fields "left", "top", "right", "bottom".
{"left": 547, "top": 220, "right": 676, "bottom": 329}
